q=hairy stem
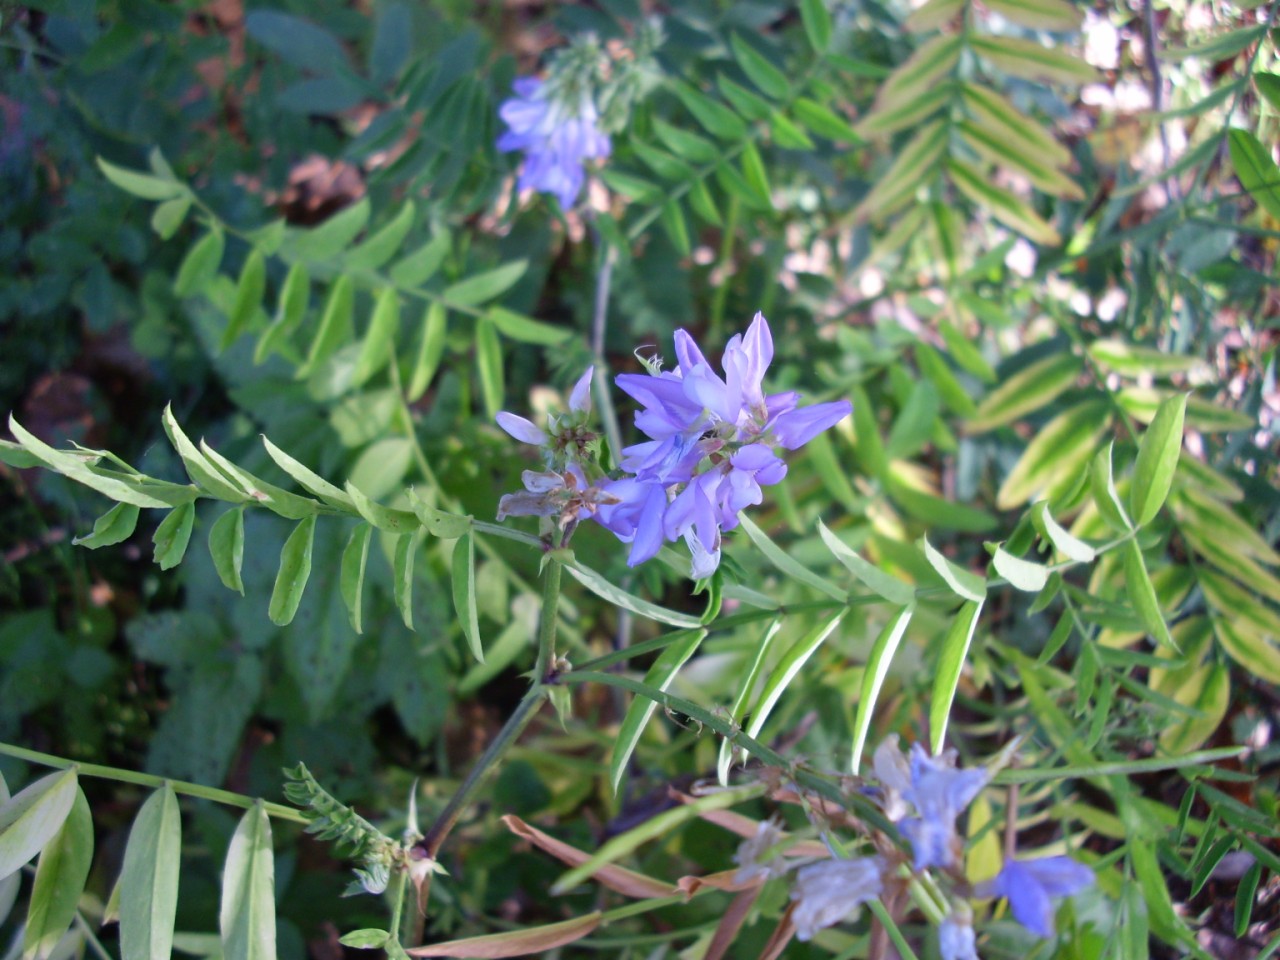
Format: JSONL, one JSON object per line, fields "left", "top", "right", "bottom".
{"left": 0, "top": 742, "right": 309, "bottom": 823}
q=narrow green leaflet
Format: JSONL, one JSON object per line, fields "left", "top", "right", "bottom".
{"left": 800, "top": 0, "right": 832, "bottom": 51}
{"left": 442, "top": 261, "right": 527, "bottom": 307}
{"left": 393, "top": 530, "right": 421, "bottom": 630}
{"left": 791, "top": 98, "right": 860, "bottom": 143}
{"left": 930, "top": 599, "right": 984, "bottom": 754}
{"left": 1031, "top": 501, "right": 1095, "bottom": 563}
{"left": 949, "top": 158, "right": 1061, "bottom": 246}
{"left": 153, "top": 502, "right": 196, "bottom": 571}
{"left": 997, "top": 401, "right": 1111, "bottom": 510}
{"left": 268, "top": 515, "right": 317, "bottom": 626}
{"left": 475, "top": 314, "right": 504, "bottom": 420}
{"left": 818, "top": 520, "right": 915, "bottom": 604}
{"left": 717, "top": 618, "right": 785, "bottom": 785}
{"left": 74, "top": 502, "right": 141, "bottom": 549}
{"left": 452, "top": 531, "right": 484, "bottom": 662}
{"left": 162, "top": 405, "right": 247, "bottom": 502}
{"left": 488, "top": 307, "right": 569, "bottom": 346}
{"left": 857, "top": 83, "right": 951, "bottom": 138}
{"left": 673, "top": 82, "right": 748, "bottom": 141}
{"left": 1090, "top": 442, "right": 1133, "bottom": 531}
{"left": 738, "top": 513, "right": 846, "bottom": 600}
{"left": 983, "top": 0, "right": 1082, "bottom": 30}
{"left": 221, "top": 248, "right": 267, "bottom": 350}
{"left": 730, "top": 34, "right": 789, "bottom": 100}
{"left": 300, "top": 274, "right": 355, "bottom": 375}
{"left": 352, "top": 286, "right": 401, "bottom": 387}
{"left": 344, "top": 481, "right": 417, "bottom": 533}
{"left": 856, "top": 122, "right": 948, "bottom": 221}
{"left": 151, "top": 196, "right": 191, "bottom": 240}
{"left": 851, "top": 605, "right": 914, "bottom": 772}
{"left": 991, "top": 545, "right": 1050, "bottom": 592}
{"left": 0, "top": 769, "right": 79, "bottom": 881}
{"left": 389, "top": 230, "right": 451, "bottom": 288}
{"left": 97, "top": 156, "right": 185, "bottom": 200}
{"left": 921, "top": 537, "right": 987, "bottom": 602}
{"left": 23, "top": 788, "right": 92, "bottom": 960}
{"left": 345, "top": 200, "right": 416, "bottom": 271}
{"left": 290, "top": 197, "right": 369, "bottom": 260}
{"left": 407, "top": 914, "right": 602, "bottom": 958}
{"left": 199, "top": 441, "right": 320, "bottom": 520}
{"left": 659, "top": 201, "right": 691, "bottom": 257}
{"left": 220, "top": 804, "right": 276, "bottom": 960}
{"left": 905, "top": 0, "right": 964, "bottom": 31}
{"left": 1122, "top": 540, "right": 1176, "bottom": 651}
{"left": 209, "top": 506, "right": 246, "bottom": 594}
{"left": 850, "top": 384, "right": 888, "bottom": 478}
{"left": 173, "top": 228, "right": 226, "bottom": 299}
{"left": 339, "top": 523, "right": 373, "bottom": 634}
{"left": 563, "top": 560, "right": 702, "bottom": 628}
{"left": 1228, "top": 129, "right": 1280, "bottom": 221}
{"left": 262, "top": 436, "right": 354, "bottom": 509}
{"left": 745, "top": 613, "right": 845, "bottom": 741}
{"left": 119, "top": 786, "right": 181, "bottom": 960}
{"left": 610, "top": 630, "right": 707, "bottom": 793}
{"left": 970, "top": 35, "right": 1097, "bottom": 85}
{"left": 1129, "top": 393, "right": 1187, "bottom": 527}
{"left": 408, "top": 302, "right": 448, "bottom": 401}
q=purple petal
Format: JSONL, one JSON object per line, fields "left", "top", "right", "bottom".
{"left": 996, "top": 862, "right": 1057, "bottom": 937}
{"left": 939, "top": 919, "right": 978, "bottom": 960}
{"left": 771, "top": 399, "right": 853, "bottom": 450}
{"left": 569, "top": 366, "right": 594, "bottom": 413}
{"left": 627, "top": 484, "right": 668, "bottom": 566}
{"left": 1019, "top": 857, "right": 1095, "bottom": 897}
{"left": 496, "top": 412, "right": 547, "bottom": 445}
{"left": 673, "top": 329, "right": 709, "bottom": 373}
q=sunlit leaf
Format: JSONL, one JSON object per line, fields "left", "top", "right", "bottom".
{"left": 220, "top": 804, "right": 276, "bottom": 960}
{"left": 930, "top": 599, "right": 983, "bottom": 754}
{"left": 0, "top": 770, "right": 78, "bottom": 882}
{"left": 23, "top": 788, "right": 92, "bottom": 960}
{"left": 851, "top": 605, "right": 914, "bottom": 772}
{"left": 1129, "top": 393, "right": 1186, "bottom": 527}
{"left": 119, "top": 786, "right": 181, "bottom": 960}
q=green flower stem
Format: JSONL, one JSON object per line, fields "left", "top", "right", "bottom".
{"left": 534, "top": 556, "right": 564, "bottom": 681}
{"left": 0, "top": 741, "right": 310, "bottom": 823}
{"left": 387, "top": 867, "right": 409, "bottom": 944}
{"left": 867, "top": 898, "right": 922, "bottom": 960}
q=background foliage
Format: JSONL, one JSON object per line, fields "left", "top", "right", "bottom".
{"left": 2, "top": 0, "right": 1279, "bottom": 958}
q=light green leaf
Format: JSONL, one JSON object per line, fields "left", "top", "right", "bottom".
{"left": 487, "top": 307, "right": 569, "bottom": 346}
{"left": 731, "top": 34, "right": 789, "bottom": 99}
{"left": 221, "top": 249, "right": 267, "bottom": 350}
{"left": 851, "top": 605, "right": 914, "bottom": 772}
{"left": 406, "top": 488, "right": 471, "bottom": 539}
{"left": 958, "top": 120, "right": 1084, "bottom": 200}
{"left": 739, "top": 142, "right": 773, "bottom": 207}
{"left": 339, "top": 523, "right": 372, "bottom": 634}
{"left": 173, "top": 229, "right": 226, "bottom": 299}
{"left": 343, "top": 481, "right": 417, "bottom": 533}
{"left": 352, "top": 286, "right": 400, "bottom": 387}
{"left": 857, "top": 83, "right": 952, "bottom": 137}
{"left": 1090, "top": 442, "right": 1133, "bottom": 531}
{"left": 717, "top": 618, "right": 785, "bottom": 785}
{"left": 818, "top": 520, "right": 915, "bottom": 604}
{"left": 855, "top": 121, "right": 947, "bottom": 221}
{"left": 262, "top": 436, "right": 354, "bottom": 510}
{"left": 991, "top": 545, "right": 1050, "bottom": 592}
{"left": 407, "top": 302, "right": 448, "bottom": 402}
{"left": 291, "top": 198, "right": 370, "bottom": 261}
{"left": 452, "top": 532, "right": 484, "bottom": 663}
{"left": 198, "top": 441, "right": 320, "bottom": 520}
{"left": 885, "top": 380, "right": 940, "bottom": 460}
{"left": 162, "top": 404, "right": 247, "bottom": 502}
{"left": 97, "top": 157, "right": 185, "bottom": 200}
{"left": 930, "top": 599, "right": 983, "bottom": 754}
{"left": 389, "top": 231, "right": 451, "bottom": 288}
{"left": 961, "top": 83, "right": 1071, "bottom": 168}
{"left": 153, "top": 502, "right": 196, "bottom": 571}
{"left": 659, "top": 201, "right": 691, "bottom": 257}
{"left": 921, "top": 537, "right": 986, "bottom": 602}
{"left": 971, "top": 35, "right": 1097, "bottom": 85}
{"left": 255, "top": 262, "right": 312, "bottom": 363}
{"left": 1031, "top": 501, "right": 1095, "bottom": 563}
{"left": 119, "top": 786, "right": 181, "bottom": 960}
{"left": 299, "top": 274, "right": 355, "bottom": 376}
{"left": 800, "top": 0, "right": 833, "bottom": 51}
{"left": 1122, "top": 540, "right": 1176, "bottom": 651}
{"left": 997, "top": 401, "right": 1110, "bottom": 510}
{"left": 23, "top": 788, "right": 92, "bottom": 960}
{"left": 0, "top": 769, "right": 79, "bottom": 882}
{"left": 652, "top": 118, "right": 720, "bottom": 164}
{"left": 208, "top": 506, "right": 246, "bottom": 594}
{"left": 1087, "top": 340, "right": 1210, "bottom": 377}
{"left": 905, "top": 0, "right": 964, "bottom": 31}
{"left": 340, "top": 930, "right": 390, "bottom": 950}
{"left": 151, "top": 197, "right": 191, "bottom": 240}
{"left": 442, "top": 261, "right": 527, "bottom": 307}
{"left": 673, "top": 82, "right": 747, "bottom": 141}
{"left": 610, "top": 631, "right": 706, "bottom": 793}
{"left": 982, "top": 0, "right": 1082, "bottom": 31}
{"left": 475, "top": 314, "right": 504, "bottom": 420}
{"left": 949, "top": 157, "right": 1061, "bottom": 245}
{"left": 220, "top": 804, "right": 276, "bottom": 960}
{"left": 74, "top": 502, "right": 141, "bottom": 549}
{"left": 346, "top": 200, "right": 416, "bottom": 271}
{"left": 745, "top": 613, "right": 845, "bottom": 741}
{"left": 563, "top": 560, "right": 702, "bottom": 628}
{"left": 1129, "top": 393, "right": 1186, "bottom": 527}
{"left": 1256, "top": 72, "right": 1280, "bottom": 111}
{"left": 393, "top": 530, "right": 421, "bottom": 631}
{"left": 792, "top": 97, "right": 862, "bottom": 141}
{"left": 268, "top": 515, "right": 317, "bottom": 626}
{"left": 738, "top": 513, "right": 846, "bottom": 600}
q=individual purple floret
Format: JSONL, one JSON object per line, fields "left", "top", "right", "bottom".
{"left": 988, "top": 857, "right": 1094, "bottom": 937}
{"left": 789, "top": 856, "right": 885, "bottom": 942}
{"left": 496, "top": 77, "right": 610, "bottom": 209}
{"left": 939, "top": 916, "right": 979, "bottom": 960}
{"left": 898, "top": 743, "right": 990, "bottom": 872}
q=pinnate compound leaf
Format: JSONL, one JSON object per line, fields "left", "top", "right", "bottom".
{"left": 119, "top": 786, "right": 181, "bottom": 960}
{"left": 0, "top": 769, "right": 79, "bottom": 882}
{"left": 153, "top": 502, "right": 196, "bottom": 571}
{"left": 23, "top": 788, "right": 92, "bottom": 960}
{"left": 405, "top": 914, "right": 601, "bottom": 958}
{"left": 610, "top": 630, "right": 706, "bottom": 793}
{"left": 75, "top": 502, "right": 141, "bottom": 549}
{"left": 452, "top": 532, "right": 484, "bottom": 663}
{"left": 208, "top": 506, "right": 246, "bottom": 594}
{"left": 220, "top": 804, "right": 276, "bottom": 960}
{"left": 162, "top": 405, "right": 247, "bottom": 502}
{"left": 1129, "top": 393, "right": 1186, "bottom": 527}
{"left": 930, "top": 599, "right": 983, "bottom": 754}
{"left": 817, "top": 520, "right": 915, "bottom": 604}
{"left": 269, "top": 515, "right": 317, "bottom": 626}
{"left": 851, "top": 605, "right": 914, "bottom": 772}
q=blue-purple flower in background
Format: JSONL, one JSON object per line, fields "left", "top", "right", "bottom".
{"left": 987, "top": 856, "right": 1094, "bottom": 937}
{"left": 897, "top": 742, "right": 990, "bottom": 872}
{"left": 496, "top": 77, "right": 610, "bottom": 209}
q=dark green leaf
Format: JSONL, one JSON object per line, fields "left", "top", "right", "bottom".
{"left": 268, "top": 515, "right": 317, "bottom": 626}
{"left": 153, "top": 502, "right": 195, "bottom": 571}
{"left": 208, "top": 506, "right": 246, "bottom": 594}
{"left": 452, "top": 532, "right": 483, "bottom": 662}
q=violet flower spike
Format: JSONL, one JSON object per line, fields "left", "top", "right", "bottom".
{"left": 899, "top": 744, "right": 990, "bottom": 871}
{"left": 496, "top": 77, "right": 610, "bottom": 209}
{"left": 988, "top": 857, "right": 1094, "bottom": 938}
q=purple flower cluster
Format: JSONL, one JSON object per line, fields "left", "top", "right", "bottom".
{"left": 494, "top": 314, "right": 851, "bottom": 578}
{"left": 595, "top": 313, "right": 851, "bottom": 578}
{"left": 496, "top": 77, "right": 611, "bottom": 209}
